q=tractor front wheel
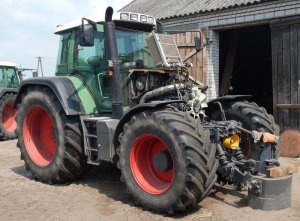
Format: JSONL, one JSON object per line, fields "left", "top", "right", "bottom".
{"left": 117, "top": 110, "right": 218, "bottom": 213}
{"left": 17, "top": 87, "right": 86, "bottom": 183}
{"left": 0, "top": 93, "right": 17, "bottom": 140}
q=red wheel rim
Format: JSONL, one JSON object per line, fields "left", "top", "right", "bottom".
{"left": 130, "top": 134, "right": 174, "bottom": 195}
{"left": 2, "top": 101, "right": 17, "bottom": 132}
{"left": 23, "top": 106, "right": 56, "bottom": 167}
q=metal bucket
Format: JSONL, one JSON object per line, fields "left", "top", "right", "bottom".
{"left": 248, "top": 175, "right": 292, "bottom": 210}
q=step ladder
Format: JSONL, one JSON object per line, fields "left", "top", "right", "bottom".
{"left": 81, "top": 117, "right": 109, "bottom": 165}
{"left": 80, "top": 116, "right": 119, "bottom": 165}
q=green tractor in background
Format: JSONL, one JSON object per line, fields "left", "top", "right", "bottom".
{"left": 14, "top": 7, "right": 280, "bottom": 214}
{"left": 0, "top": 61, "right": 22, "bottom": 140}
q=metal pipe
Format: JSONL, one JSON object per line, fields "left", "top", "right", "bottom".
{"left": 104, "top": 7, "right": 123, "bottom": 119}
{"left": 139, "top": 83, "right": 185, "bottom": 104}
{"left": 215, "top": 101, "right": 226, "bottom": 121}
{"left": 236, "top": 125, "right": 252, "bottom": 135}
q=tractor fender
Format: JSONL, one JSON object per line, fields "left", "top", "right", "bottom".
{"left": 113, "top": 100, "right": 184, "bottom": 148}
{"left": 0, "top": 88, "right": 18, "bottom": 98}
{"left": 14, "top": 77, "right": 84, "bottom": 115}
{"left": 206, "top": 95, "right": 252, "bottom": 116}
{"left": 208, "top": 95, "right": 252, "bottom": 105}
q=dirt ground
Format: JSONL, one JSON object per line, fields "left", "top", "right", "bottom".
{"left": 0, "top": 140, "right": 299, "bottom": 221}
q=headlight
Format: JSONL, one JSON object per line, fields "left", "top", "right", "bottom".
{"left": 140, "top": 15, "right": 147, "bottom": 22}
{"left": 135, "top": 76, "right": 146, "bottom": 91}
{"left": 148, "top": 17, "right": 154, "bottom": 24}
{"left": 120, "top": 13, "right": 129, "bottom": 20}
{"left": 130, "top": 14, "right": 138, "bottom": 21}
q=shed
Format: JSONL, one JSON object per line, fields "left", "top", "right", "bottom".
{"left": 121, "top": 0, "right": 300, "bottom": 131}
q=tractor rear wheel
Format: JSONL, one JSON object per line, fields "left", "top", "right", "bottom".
{"left": 117, "top": 109, "right": 218, "bottom": 213}
{"left": 211, "top": 101, "right": 280, "bottom": 160}
{"left": 16, "top": 87, "right": 86, "bottom": 183}
{"left": 0, "top": 93, "right": 17, "bottom": 140}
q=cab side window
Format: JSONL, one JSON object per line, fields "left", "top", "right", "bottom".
{"left": 56, "top": 33, "right": 71, "bottom": 75}
{"left": 0, "top": 68, "right": 4, "bottom": 87}
{"left": 6, "top": 68, "right": 18, "bottom": 87}
{"left": 74, "top": 32, "right": 105, "bottom": 72}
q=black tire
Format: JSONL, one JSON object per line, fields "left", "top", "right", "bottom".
{"left": 210, "top": 101, "right": 280, "bottom": 160}
{"left": 16, "top": 86, "right": 87, "bottom": 183}
{"left": 0, "top": 93, "right": 17, "bottom": 140}
{"left": 117, "top": 109, "right": 218, "bottom": 214}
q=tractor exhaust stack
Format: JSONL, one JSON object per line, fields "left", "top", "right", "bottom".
{"left": 104, "top": 7, "right": 124, "bottom": 119}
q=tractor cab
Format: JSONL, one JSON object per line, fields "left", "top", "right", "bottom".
{"left": 0, "top": 61, "right": 20, "bottom": 89}
{"left": 55, "top": 12, "right": 156, "bottom": 73}
{"left": 54, "top": 12, "right": 157, "bottom": 112}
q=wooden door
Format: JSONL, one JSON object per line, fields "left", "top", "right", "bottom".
{"left": 271, "top": 18, "right": 300, "bottom": 131}
{"left": 172, "top": 30, "right": 206, "bottom": 84}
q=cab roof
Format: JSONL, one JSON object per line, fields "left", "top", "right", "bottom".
{"left": 54, "top": 11, "right": 156, "bottom": 34}
{"left": 0, "top": 61, "right": 18, "bottom": 68}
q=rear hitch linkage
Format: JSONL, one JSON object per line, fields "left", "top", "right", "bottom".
{"left": 204, "top": 120, "right": 279, "bottom": 187}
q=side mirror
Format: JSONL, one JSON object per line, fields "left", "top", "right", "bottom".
{"left": 79, "top": 18, "right": 96, "bottom": 47}
{"left": 194, "top": 35, "right": 201, "bottom": 52}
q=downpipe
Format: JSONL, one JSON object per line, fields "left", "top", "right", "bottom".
{"left": 104, "top": 7, "right": 124, "bottom": 119}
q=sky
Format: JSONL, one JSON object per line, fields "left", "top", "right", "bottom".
{"left": 0, "top": 0, "right": 132, "bottom": 77}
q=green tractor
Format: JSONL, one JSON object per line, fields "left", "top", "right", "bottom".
{"left": 0, "top": 61, "right": 22, "bottom": 140}
{"left": 15, "top": 7, "right": 280, "bottom": 213}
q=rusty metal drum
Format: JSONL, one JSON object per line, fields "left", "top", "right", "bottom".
{"left": 280, "top": 130, "right": 300, "bottom": 158}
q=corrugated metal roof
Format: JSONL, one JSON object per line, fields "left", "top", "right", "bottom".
{"left": 120, "top": 0, "right": 276, "bottom": 20}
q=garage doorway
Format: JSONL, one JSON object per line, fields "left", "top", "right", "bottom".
{"left": 219, "top": 25, "right": 273, "bottom": 113}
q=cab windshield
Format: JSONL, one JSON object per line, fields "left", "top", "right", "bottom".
{"left": 74, "top": 28, "right": 154, "bottom": 71}
{"left": 116, "top": 28, "right": 154, "bottom": 70}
